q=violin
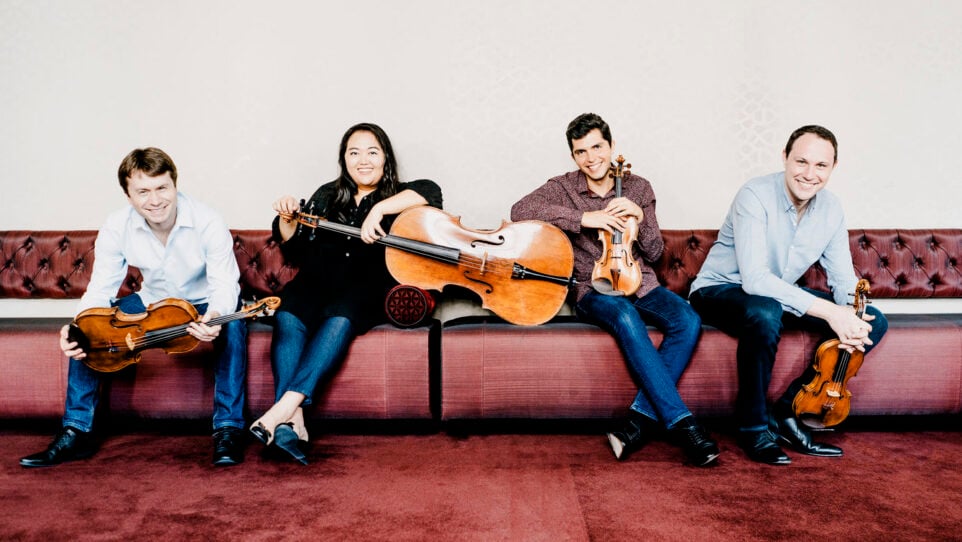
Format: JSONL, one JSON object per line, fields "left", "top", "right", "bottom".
{"left": 279, "top": 204, "right": 575, "bottom": 326}
{"left": 591, "top": 155, "right": 643, "bottom": 296}
{"left": 792, "top": 279, "right": 871, "bottom": 428}
{"left": 68, "top": 296, "right": 281, "bottom": 373}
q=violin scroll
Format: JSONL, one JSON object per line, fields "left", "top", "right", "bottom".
{"left": 608, "top": 154, "right": 631, "bottom": 179}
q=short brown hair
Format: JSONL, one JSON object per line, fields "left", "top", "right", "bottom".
{"left": 117, "top": 147, "right": 178, "bottom": 194}
{"left": 784, "top": 125, "right": 838, "bottom": 163}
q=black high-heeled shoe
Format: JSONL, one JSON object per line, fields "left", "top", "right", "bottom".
{"left": 249, "top": 421, "right": 274, "bottom": 446}
{"left": 273, "top": 423, "right": 308, "bottom": 465}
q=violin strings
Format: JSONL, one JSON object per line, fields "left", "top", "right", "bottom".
{"left": 125, "top": 311, "right": 255, "bottom": 348}
{"left": 284, "top": 211, "right": 569, "bottom": 280}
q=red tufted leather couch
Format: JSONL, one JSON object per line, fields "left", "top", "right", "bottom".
{"left": 1, "top": 229, "right": 960, "bottom": 422}
{"left": 440, "top": 229, "right": 962, "bottom": 419}
{"left": 0, "top": 230, "right": 439, "bottom": 422}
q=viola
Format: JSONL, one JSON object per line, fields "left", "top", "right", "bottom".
{"left": 591, "top": 155, "right": 642, "bottom": 296}
{"left": 792, "top": 279, "right": 871, "bottom": 428}
{"left": 280, "top": 205, "right": 575, "bottom": 326}
{"left": 68, "top": 296, "right": 281, "bottom": 373}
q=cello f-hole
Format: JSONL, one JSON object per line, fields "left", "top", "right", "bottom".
{"left": 462, "top": 271, "right": 494, "bottom": 294}
{"left": 471, "top": 235, "right": 506, "bottom": 248}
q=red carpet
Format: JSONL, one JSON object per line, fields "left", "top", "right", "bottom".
{"left": 2, "top": 425, "right": 960, "bottom": 541}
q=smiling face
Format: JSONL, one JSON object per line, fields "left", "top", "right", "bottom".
{"left": 344, "top": 130, "right": 385, "bottom": 195}
{"left": 782, "top": 132, "right": 836, "bottom": 211}
{"left": 570, "top": 128, "right": 613, "bottom": 184}
{"left": 126, "top": 170, "right": 178, "bottom": 233}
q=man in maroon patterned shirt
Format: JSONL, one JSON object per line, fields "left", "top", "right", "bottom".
{"left": 511, "top": 113, "right": 718, "bottom": 466}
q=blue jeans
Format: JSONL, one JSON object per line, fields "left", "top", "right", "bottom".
{"left": 270, "top": 311, "right": 355, "bottom": 406}
{"left": 689, "top": 284, "right": 888, "bottom": 432}
{"left": 576, "top": 286, "right": 702, "bottom": 429}
{"left": 63, "top": 294, "right": 248, "bottom": 432}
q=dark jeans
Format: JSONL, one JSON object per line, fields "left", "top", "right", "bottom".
{"left": 689, "top": 284, "right": 888, "bottom": 432}
{"left": 576, "top": 286, "right": 702, "bottom": 429}
{"left": 63, "top": 294, "right": 248, "bottom": 433}
{"left": 269, "top": 311, "right": 356, "bottom": 406}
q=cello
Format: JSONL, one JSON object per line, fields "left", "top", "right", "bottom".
{"left": 792, "top": 279, "right": 871, "bottom": 428}
{"left": 279, "top": 205, "right": 574, "bottom": 326}
{"left": 591, "top": 155, "right": 643, "bottom": 296}
{"left": 68, "top": 296, "right": 281, "bottom": 373}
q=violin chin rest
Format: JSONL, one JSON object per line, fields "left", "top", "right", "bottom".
{"left": 591, "top": 279, "right": 628, "bottom": 297}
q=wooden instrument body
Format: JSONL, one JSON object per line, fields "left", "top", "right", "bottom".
{"left": 385, "top": 206, "right": 573, "bottom": 326}
{"left": 591, "top": 215, "right": 642, "bottom": 296}
{"left": 69, "top": 296, "right": 281, "bottom": 373}
{"left": 590, "top": 155, "right": 642, "bottom": 296}
{"left": 792, "top": 278, "right": 871, "bottom": 428}
{"left": 71, "top": 299, "right": 201, "bottom": 373}
{"left": 792, "top": 338, "right": 865, "bottom": 428}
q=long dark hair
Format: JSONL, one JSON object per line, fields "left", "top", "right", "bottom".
{"left": 328, "top": 122, "right": 401, "bottom": 223}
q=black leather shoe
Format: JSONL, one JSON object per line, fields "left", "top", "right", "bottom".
{"left": 670, "top": 417, "right": 720, "bottom": 467}
{"left": 272, "top": 423, "right": 308, "bottom": 465}
{"left": 738, "top": 430, "right": 791, "bottom": 465}
{"left": 20, "top": 427, "right": 96, "bottom": 468}
{"left": 773, "top": 415, "right": 843, "bottom": 457}
{"left": 606, "top": 414, "right": 659, "bottom": 461}
{"left": 212, "top": 427, "right": 245, "bottom": 467}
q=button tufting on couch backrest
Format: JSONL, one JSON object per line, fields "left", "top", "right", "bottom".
{"left": 2, "top": 229, "right": 960, "bottom": 300}
{"left": 0, "top": 231, "right": 98, "bottom": 298}
{"left": 231, "top": 230, "right": 299, "bottom": 300}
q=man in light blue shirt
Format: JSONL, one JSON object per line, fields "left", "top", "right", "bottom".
{"left": 20, "top": 147, "right": 249, "bottom": 468}
{"left": 689, "top": 125, "right": 887, "bottom": 465}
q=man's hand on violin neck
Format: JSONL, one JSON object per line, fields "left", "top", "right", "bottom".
{"left": 188, "top": 313, "right": 222, "bottom": 342}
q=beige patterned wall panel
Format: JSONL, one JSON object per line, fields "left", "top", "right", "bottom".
{"left": 2, "top": 1, "right": 960, "bottom": 231}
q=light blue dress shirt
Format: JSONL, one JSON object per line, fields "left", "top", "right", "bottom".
{"left": 78, "top": 192, "right": 241, "bottom": 317}
{"left": 690, "top": 172, "right": 858, "bottom": 316}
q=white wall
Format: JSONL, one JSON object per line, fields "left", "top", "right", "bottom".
{"left": 2, "top": 0, "right": 960, "bottom": 316}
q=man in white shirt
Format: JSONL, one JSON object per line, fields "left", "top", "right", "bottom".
{"left": 20, "top": 147, "right": 249, "bottom": 468}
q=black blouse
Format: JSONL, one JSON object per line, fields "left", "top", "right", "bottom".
{"left": 272, "top": 179, "right": 443, "bottom": 333}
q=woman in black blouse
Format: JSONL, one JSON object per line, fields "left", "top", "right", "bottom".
{"left": 250, "top": 123, "right": 443, "bottom": 463}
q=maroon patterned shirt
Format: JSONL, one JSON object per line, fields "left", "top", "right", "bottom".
{"left": 510, "top": 169, "right": 664, "bottom": 303}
